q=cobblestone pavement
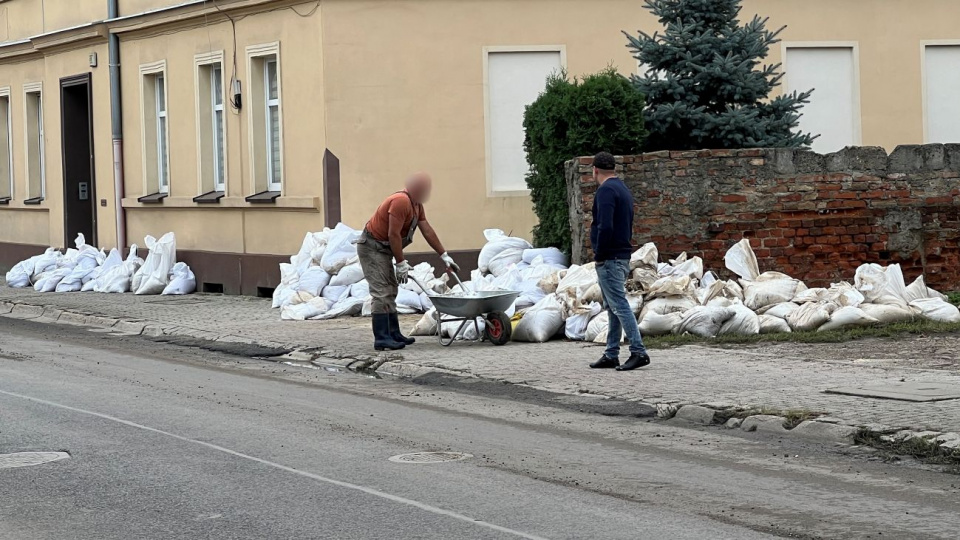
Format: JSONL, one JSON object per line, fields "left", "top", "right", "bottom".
{"left": 2, "top": 285, "right": 959, "bottom": 434}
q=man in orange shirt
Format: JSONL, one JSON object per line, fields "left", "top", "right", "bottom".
{"left": 358, "top": 172, "right": 460, "bottom": 351}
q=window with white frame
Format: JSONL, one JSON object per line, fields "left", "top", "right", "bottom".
{"left": 924, "top": 44, "right": 960, "bottom": 143}
{"left": 0, "top": 89, "right": 12, "bottom": 202}
{"left": 24, "top": 84, "right": 44, "bottom": 201}
{"left": 196, "top": 54, "right": 227, "bottom": 194}
{"left": 247, "top": 43, "right": 283, "bottom": 194}
{"left": 485, "top": 48, "right": 563, "bottom": 195}
{"left": 140, "top": 62, "right": 169, "bottom": 197}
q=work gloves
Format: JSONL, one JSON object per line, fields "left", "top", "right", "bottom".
{"left": 395, "top": 260, "right": 412, "bottom": 284}
{"left": 441, "top": 252, "right": 461, "bottom": 274}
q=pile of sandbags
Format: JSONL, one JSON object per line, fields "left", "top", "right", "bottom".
{"left": 4, "top": 232, "right": 195, "bottom": 295}
{"left": 272, "top": 222, "right": 451, "bottom": 321}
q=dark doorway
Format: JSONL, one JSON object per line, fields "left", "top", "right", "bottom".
{"left": 60, "top": 74, "right": 96, "bottom": 246}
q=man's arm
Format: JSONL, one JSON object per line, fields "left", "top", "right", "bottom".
{"left": 387, "top": 212, "right": 407, "bottom": 263}
{"left": 418, "top": 219, "right": 446, "bottom": 254}
{"left": 594, "top": 187, "right": 616, "bottom": 256}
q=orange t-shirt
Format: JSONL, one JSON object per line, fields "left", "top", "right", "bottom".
{"left": 365, "top": 191, "right": 426, "bottom": 242}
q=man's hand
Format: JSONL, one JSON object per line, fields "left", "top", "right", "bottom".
{"left": 440, "top": 252, "right": 460, "bottom": 274}
{"left": 395, "top": 261, "right": 412, "bottom": 284}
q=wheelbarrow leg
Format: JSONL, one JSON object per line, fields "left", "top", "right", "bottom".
{"left": 473, "top": 317, "right": 482, "bottom": 342}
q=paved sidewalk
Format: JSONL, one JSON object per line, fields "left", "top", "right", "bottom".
{"left": 2, "top": 285, "right": 960, "bottom": 434}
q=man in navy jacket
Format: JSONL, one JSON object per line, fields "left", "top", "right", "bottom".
{"left": 588, "top": 152, "right": 651, "bottom": 371}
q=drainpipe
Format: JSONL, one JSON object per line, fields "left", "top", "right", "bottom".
{"left": 108, "top": 0, "right": 126, "bottom": 250}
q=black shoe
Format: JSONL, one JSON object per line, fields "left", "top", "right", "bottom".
{"left": 589, "top": 356, "right": 620, "bottom": 369}
{"left": 373, "top": 313, "right": 405, "bottom": 351}
{"left": 616, "top": 352, "right": 651, "bottom": 371}
{"left": 388, "top": 312, "right": 415, "bottom": 345}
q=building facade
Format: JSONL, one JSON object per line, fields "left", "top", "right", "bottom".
{"left": 1, "top": 0, "right": 960, "bottom": 294}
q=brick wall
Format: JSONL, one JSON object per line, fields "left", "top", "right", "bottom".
{"left": 566, "top": 145, "right": 960, "bottom": 289}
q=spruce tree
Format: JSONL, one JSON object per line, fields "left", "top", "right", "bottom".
{"left": 626, "top": 0, "right": 817, "bottom": 151}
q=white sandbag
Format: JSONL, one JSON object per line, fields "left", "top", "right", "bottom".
{"left": 488, "top": 248, "right": 524, "bottom": 277}
{"left": 677, "top": 306, "right": 735, "bottom": 338}
{"left": 627, "top": 293, "right": 644, "bottom": 316}
{"left": 274, "top": 263, "right": 300, "bottom": 307}
{"left": 718, "top": 302, "right": 761, "bottom": 335}
{"left": 593, "top": 325, "right": 626, "bottom": 344}
{"left": 661, "top": 256, "right": 704, "bottom": 280}
{"left": 824, "top": 282, "right": 865, "bottom": 307}
{"left": 631, "top": 267, "right": 659, "bottom": 290}
{"left": 909, "top": 298, "right": 960, "bottom": 323}
{"left": 760, "top": 302, "right": 800, "bottom": 319}
{"left": 556, "top": 263, "right": 597, "bottom": 297}
{"left": 707, "top": 297, "right": 733, "bottom": 308}
{"left": 786, "top": 302, "right": 834, "bottom": 332}
{"left": 537, "top": 271, "right": 562, "bottom": 294}
{"left": 478, "top": 229, "right": 532, "bottom": 274}
{"left": 725, "top": 238, "right": 760, "bottom": 281}
{"left": 401, "top": 262, "right": 437, "bottom": 292}
{"left": 134, "top": 232, "right": 177, "bottom": 295}
{"left": 293, "top": 230, "right": 330, "bottom": 274}
{"left": 30, "top": 248, "right": 62, "bottom": 281}
{"left": 521, "top": 260, "right": 565, "bottom": 282}
{"left": 82, "top": 249, "right": 123, "bottom": 291}
{"left": 397, "top": 287, "right": 423, "bottom": 312}
{"left": 410, "top": 309, "right": 439, "bottom": 336}
{"left": 329, "top": 263, "right": 363, "bottom": 287}
{"left": 522, "top": 247, "right": 568, "bottom": 267}
{"left": 320, "top": 223, "right": 361, "bottom": 275}
{"left": 512, "top": 294, "right": 564, "bottom": 343}
{"left": 316, "top": 297, "right": 365, "bottom": 320}
{"left": 419, "top": 292, "right": 433, "bottom": 310}
{"left": 280, "top": 297, "right": 330, "bottom": 321}
{"left": 34, "top": 268, "right": 71, "bottom": 292}
{"left": 859, "top": 303, "right": 917, "bottom": 324}
{"left": 639, "top": 311, "right": 683, "bottom": 336}
{"left": 350, "top": 279, "right": 371, "bottom": 300}
{"left": 854, "top": 263, "right": 909, "bottom": 309}
{"left": 321, "top": 285, "right": 350, "bottom": 303}
{"left": 818, "top": 306, "right": 879, "bottom": 332}
{"left": 630, "top": 243, "right": 659, "bottom": 270}
{"left": 646, "top": 275, "right": 694, "bottom": 299}
{"left": 581, "top": 283, "right": 604, "bottom": 304}
{"left": 161, "top": 262, "right": 196, "bottom": 295}
{"left": 516, "top": 283, "right": 547, "bottom": 310}
{"left": 639, "top": 296, "right": 698, "bottom": 321}
{"left": 297, "top": 267, "right": 332, "bottom": 295}
{"left": 585, "top": 311, "right": 609, "bottom": 342}
{"left": 793, "top": 288, "right": 827, "bottom": 304}
{"left": 565, "top": 302, "right": 602, "bottom": 340}
{"left": 903, "top": 275, "right": 942, "bottom": 303}
{"left": 742, "top": 273, "right": 804, "bottom": 311}
{"left": 131, "top": 236, "right": 156, "bottom": 293}
{"left": 491, "top": 267, "right": 523, "bottom": 291}
{"left": 5, "top": 253, "right": 42, "bottom": 288}
{"left": 759, "top": 314, "right": 792, "bottom": 334}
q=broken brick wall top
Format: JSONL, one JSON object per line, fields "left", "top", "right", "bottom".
{"left": 565, "top": 145, "right": 960, "bottom": 289}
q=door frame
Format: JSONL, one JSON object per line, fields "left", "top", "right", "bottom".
{"left": 60, "top": 73, "right": 97, "bottom": 246}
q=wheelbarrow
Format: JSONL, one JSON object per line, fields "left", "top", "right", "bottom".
{"left": 409, "top": 273, "right": 519, "bottom": 347}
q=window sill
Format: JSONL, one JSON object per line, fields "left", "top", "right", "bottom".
{"left": 23, "top": 196, "right": 45, "bottom": 205}
{"left": 0, "top": 197, "right": 9, "bottom": 205}
{"left": 193, "top": 190, "right": 225, "bottom": 204}
{"left": 245, "top": 190, "right": 281, "bottom": 203}
{"left": 121, "top": 195, "right": 319, "bottom": 210}
{"left": 137, "top": 192, "right": 168, "bottom": 204}
{"left": 487, "top": 188, "right": 532, "bottom": 198}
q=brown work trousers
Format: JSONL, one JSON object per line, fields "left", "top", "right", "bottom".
{"left": 357, "top": 231, "right": 398, "bottom": 314}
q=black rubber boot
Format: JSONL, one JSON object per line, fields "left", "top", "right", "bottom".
{"left": 388, "top": 312, "right": 415, "bottom": 345}
{"left": 616, "top": 352, "right": 651, "bottom": 371}
{"left": 373, "top": 313, "right": 405, "bottom": 351}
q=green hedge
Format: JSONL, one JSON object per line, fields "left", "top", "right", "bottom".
{"left": 523, "top": 68, "right": 648, "bottom": 250}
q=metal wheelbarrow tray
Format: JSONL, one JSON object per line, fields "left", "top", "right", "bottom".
{"left": 410, "top": 276, "right": 518, "bottom": 347}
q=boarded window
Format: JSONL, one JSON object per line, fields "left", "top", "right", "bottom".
{"left": 925, "top": 45, "right": 960, "bottom": 143}
{"left": 785, "top": 47, "right": 859, "bottom": 154}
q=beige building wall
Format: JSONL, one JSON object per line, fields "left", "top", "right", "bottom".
{"left": 3, "top": 0, "right": 960, "bottom": 284}
{"left": 118, "top": 4, "right": 327, "bottom": 256}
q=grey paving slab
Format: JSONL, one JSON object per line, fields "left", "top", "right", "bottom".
{"left": 2, "top": 282, "right": 960, "bottom": 434}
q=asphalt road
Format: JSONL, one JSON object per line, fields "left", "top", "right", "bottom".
{"left": 1, "top": 317, "right": 959, "bottom": 539}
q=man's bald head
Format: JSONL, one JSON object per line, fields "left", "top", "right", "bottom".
{"left": 405, "top": 172, "right": 433, "bottom": 204}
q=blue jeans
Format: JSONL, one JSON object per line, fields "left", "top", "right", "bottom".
{"left": 597, "top": 259, "right": 647, "bottom": 359}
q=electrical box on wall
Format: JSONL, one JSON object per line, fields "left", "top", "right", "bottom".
{"left": 89, "top": 52, "right": 98, "bottom": 68}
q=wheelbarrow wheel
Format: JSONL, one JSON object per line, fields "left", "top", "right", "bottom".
{"left": 484, "top": 311, "right": 512, "bottom": 346}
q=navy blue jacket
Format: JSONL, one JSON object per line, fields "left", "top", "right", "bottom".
{"left": 590, "top": 177, "right": 634, "bottom": 262}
